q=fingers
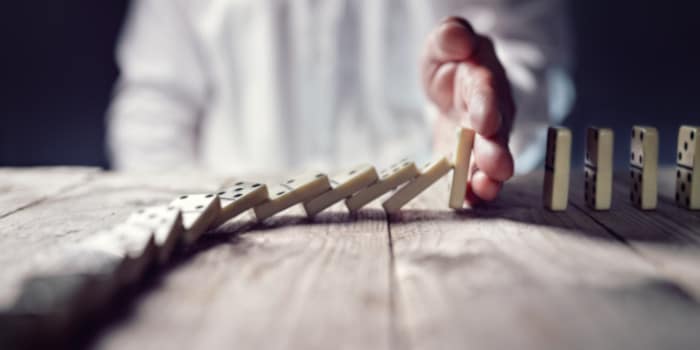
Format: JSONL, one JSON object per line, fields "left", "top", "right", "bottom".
{"left": 469, "top": 170, "right": 502, "bottom": 202}
{"left": 422, "top": 17, "right": 479, "bottom": 112}
{"left": 428, "top": 17, "right": 479, "bottom": 63}
{"left": 473, "top": 134, "right": 513, "bottom": 182}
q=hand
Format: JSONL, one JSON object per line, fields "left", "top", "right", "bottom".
{"left": 422, "top": 17, "right": 516, "bottom": 204}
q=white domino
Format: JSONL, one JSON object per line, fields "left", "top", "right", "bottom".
{"left": 303, "top": 164, "right": 379, "bottom": 217}
{"left": 629, "top": 126, "right": 658, "bottom": 210}
{"left": 212, "top": 181, "right": 269, "bottom": 227}
{"left": 382, "top": 157, "right": 453, "bottom": 214}
{"left": 79, "top": 223, "right": 157, "bottom": 288}
{"left": 127, "top": 206, "right": 185, "bottom": 265}
{"left": 254, "top": 172, "right": 331, "bottom": 221}
{"left": 543, "top": 126, "right": 572, "bottom": 211}
{"left": 345, "top": 159, "right": 420, "bottom": 212}
{"left": 449, "top": 127, "right": 475, "bottom": 209}
{"left": 676, "top": 125, "right": 700, "bottom": 209}
{"left": 584, "top": 127, "right": 614, "bottom": 210}
{"left": 168, "top": 193, "right": 221, "bottom": 245}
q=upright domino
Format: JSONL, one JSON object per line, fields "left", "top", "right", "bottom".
{"left": 449, "top": 128, "right": 475, "bottom": 209}
{"left": 127, "top": 206, "right": 185, "bottom": 265}
{"left": 303, "top": 164, "right": 379, "bottom": 217}
{"left": 345, "top": 159, "right": 419, "bottom": 212}
{"left": 253, "top": 172, "right": 331, "bottom": 221}
{"left": 212, "top": 181, "right": 269, "bottom": 227}
{"left": 629, "top": 126, "right": 658, "bottom": 210}
{"left": 168, "top": 193, "right": 221, "bottom": 245}
{"left": 543, "top": 127, "right": 572, "bottom": 211}
{"left": 382, "top": 157, "right": 453, "bottom": 214}
{"left": 676, "top": 125, "right": 700, "bottom": 209}
{"left": 584, "top": 127, "right": 614, "bottom": 210}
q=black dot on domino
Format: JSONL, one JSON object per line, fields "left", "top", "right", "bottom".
{"left": 235, "top": 181, "right": 244, "bottom": 186}
{"left": 205, "top": 194, "right": 214, "bottom": 198}
{"left": 179, "top": 195, "right": 188, "bottom": 200}
{"left": 196, "top": 205, "right": 204, "bottom": 210}
{"left": 252, "top": 183, "right": 261, "bottom": 188}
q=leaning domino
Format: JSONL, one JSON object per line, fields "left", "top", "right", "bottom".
{"left": 254, "top": 172, "right": 331, "bottom": 221}
{"left": 382, "top": 157, "right": 452, "bottom": 214}
{"left": 449, "top": 127, "right": 475, "bottom": 209}
{"left": 127, "top": 206, "right": 185, "bottom": 265}
{"left": 169, "top": 193, "right": 221, "bottom": 245}
{"left": 212, "top": 181, "right": 269, "bottom": 227}
{"left": 345, "top": 159, "right": 419, "bottom": 212}
{"left": 303, "top": 164, "right": 378, "bottom": 217}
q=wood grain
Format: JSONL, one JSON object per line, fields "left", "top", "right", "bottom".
{"left": 569, "top": 170, "right": 700, "bottom": 297}
{"left": 0, "top": 172, "right": 226, "bottom": 307}
{"left": 390, "top": 173, "right": 700, "bottom": 350}
{"left": 2, "top": 167, "right": 700, "bottom": 350}
{"left": 94, "top": 204, "right": 392, "bottom": 350}
{"left": 0, "top": 167, "right": 98, "bottom": 218}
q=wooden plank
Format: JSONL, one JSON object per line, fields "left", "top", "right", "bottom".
{"left": 569, "top": 169, "right": 700, "bottom": 297}
{"left": 0, "top": 172, "right": 227, "bottom": 307}
{"left": 391, "top": 173, "right": 700, "bottom": 350}
{"left": 94, "top": 203, "right": 392, "bottom": 350}
{"left": 0, "top": 167, "right": 98, "bottom": 218}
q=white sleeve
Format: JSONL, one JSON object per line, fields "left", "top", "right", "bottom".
{"left": 433, "top": 0, "right": 574, "bottom": 173}
{"left": 106, "top": 0, "right": 210, "bottom": 171}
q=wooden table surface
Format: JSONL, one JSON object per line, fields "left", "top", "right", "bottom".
{"left": 1, "top": 166, "right": 700, "bottom": 349}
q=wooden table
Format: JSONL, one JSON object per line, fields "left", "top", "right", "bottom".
{"left": 1, "top": 167, "right": 700, "bottom": 349}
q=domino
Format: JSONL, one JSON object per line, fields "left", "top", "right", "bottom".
{"left": 168, "top": 193, "right": 221, "bottom": 245}
{"left": 449, "top": 127, "right": 475, "bottom": 209}
{"left": 345, "top": 159, "right": 420, "bottom": 212}
{"left": 629, "top": 126, "right": 658, "bottom": 210}
{"left": 303, "top": 164, "right": 379, "bottom": 217}
{"left": 80, "top": 223, "right": 158, "bottom": 288}
{"left": 543, "top": 126, "right": 572, "bottom": 211}
{"left": 254, "top": 172, "right": 331, "bottom": 221}
{"left": 382, "top": 157, "right": 452, "bottom": 214}
{"left": 4, "top": 224, "right": 158, "bottom": 340}
{"left": 676, "top": 125, "right": 700, "bottom": 209}
{"left": 212, "top": 181, "right": 269, "bottom": 227}
{"left": 127, "top": 206, "right": 185, "bottom": 265}
{"left": 584, "top": 127, "right": 614, "bottom": 210}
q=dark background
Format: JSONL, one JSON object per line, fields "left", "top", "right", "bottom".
{"left": 0, "top": 1, "right": 698, "bottom": 169}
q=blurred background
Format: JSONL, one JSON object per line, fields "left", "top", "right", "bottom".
{"left": 0, "top": 1, "right": 697, "bottom": 169}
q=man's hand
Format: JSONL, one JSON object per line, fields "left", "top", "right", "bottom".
{"left": 422, "top": 17, "right": 516, "bottom": 204}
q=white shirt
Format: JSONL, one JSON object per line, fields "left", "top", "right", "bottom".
{"left": 107, "top": 0, "right": 573, "bottom": 174}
